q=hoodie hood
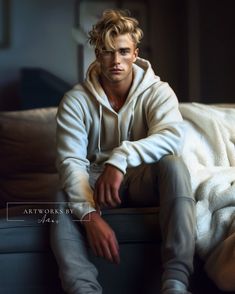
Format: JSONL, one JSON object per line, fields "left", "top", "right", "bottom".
{"left": 83, "top": 57, "right": 160, "bottom": 110}
{"left": 81, "top": 57, "right": 161, "bottom": 154}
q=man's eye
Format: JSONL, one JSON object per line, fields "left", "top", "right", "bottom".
{"left": 102, "top": 50, "right": 113, "bottom": 55}
{"left": 120, "top": 50, "right": 129, "bottom": 55}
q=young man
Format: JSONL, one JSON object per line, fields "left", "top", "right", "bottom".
{"left": 51, "top": 9, "right": 195, "bottom": 294}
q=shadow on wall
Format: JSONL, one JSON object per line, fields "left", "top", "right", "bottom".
{"left": 0, "top": 68, "right": 72, "bottom": 111}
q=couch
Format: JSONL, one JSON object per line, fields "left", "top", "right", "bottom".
{"left": 0, "top": 106, "right": 231, "bottom": 294}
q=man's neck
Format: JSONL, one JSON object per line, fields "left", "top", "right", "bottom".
{"left": 100, "top": 74, "right": 133, "bottom": 111}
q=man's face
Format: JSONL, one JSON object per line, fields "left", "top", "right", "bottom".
{"left": 96, "top": 34, "right": 138, "bottom": 84}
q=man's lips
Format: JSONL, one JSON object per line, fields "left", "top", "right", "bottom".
{"left": 110, "top": 68, "right": 123, "bottom": 73}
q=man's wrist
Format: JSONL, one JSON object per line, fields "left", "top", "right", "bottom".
{"left": 81, "top": 211, "right": 101, "bottom": 227}
{"left": 105, "top": 163, "right": 124, "bottom": 174}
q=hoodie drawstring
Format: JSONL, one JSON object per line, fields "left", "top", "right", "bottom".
{"left": 127, "top": 100, "right": 137, "bottom": 140}
{"left": 98, "top": 105, "right": 102, "bottom": 152}
{"left": 98, "top": 100, "right": 136, "bottom": 152}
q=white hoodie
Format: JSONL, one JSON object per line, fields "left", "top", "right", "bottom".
{"left": 56, "top": 57, "right": 185, "bottom": 219}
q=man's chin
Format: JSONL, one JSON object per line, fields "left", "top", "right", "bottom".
{"left": 108, "top": 76, "right": 125, "bottom": 83}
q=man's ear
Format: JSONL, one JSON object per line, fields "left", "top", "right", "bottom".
{"left": 95, "top": 48, "right": 100, "bottom": 59}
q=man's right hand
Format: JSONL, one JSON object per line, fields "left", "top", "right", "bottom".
{"left": 82, "top": 211, "right": 120, "bottom": 264}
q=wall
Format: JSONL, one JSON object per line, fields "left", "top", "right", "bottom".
{"left": 0, "top": 0, "right": 77, "bottom": 110}
{"left": 148, "top": 0, "right": 188, "bottom": 101}
{"left": 149, "top": 0, "right": 235, "bottom": 103}
{"left": 0, "top": 0, "right": 234, "bottom": 110}
{"left": 199, "top": 0, "right": 235, "bottom": 103}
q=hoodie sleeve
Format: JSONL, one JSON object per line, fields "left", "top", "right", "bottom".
{"left": 105, "top": 84, "right": 185, "bottom": 174}
{"left": 56, "top": 95, "right": 96, "bottom": 220}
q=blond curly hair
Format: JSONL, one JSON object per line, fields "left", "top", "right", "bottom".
{"left": 88, "top": 9, "right": 143, "bottom": 50}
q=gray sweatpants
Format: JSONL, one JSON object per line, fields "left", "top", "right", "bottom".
{"left": 50, "top": 155, "right": 195, "bottom": 294}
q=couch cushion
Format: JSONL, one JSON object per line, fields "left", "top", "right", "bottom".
{"left": 0, "top": 107, "right": 59, "bottom": 205}
{"left": 102, "top": 207, "right": 161, "bottom": 243}
{"left": 0, "top": 206, "right": 160, "bottom": 253}
{"left": 0, "top": 205, "right": 161, "bottom": 294}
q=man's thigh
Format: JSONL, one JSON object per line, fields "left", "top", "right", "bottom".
{"left": 122, "top": 163, "right": 160, "bottom": 207}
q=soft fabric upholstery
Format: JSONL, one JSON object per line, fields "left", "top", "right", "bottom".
{"left": 0, "top": 105, "right": 230, "bottom": 294}
{"left": 0, "top": 108, "right": 59, "bottom": 206}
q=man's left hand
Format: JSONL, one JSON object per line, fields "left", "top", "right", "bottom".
{"left": 94, "top": 164, "right": 124, "bottom": 208}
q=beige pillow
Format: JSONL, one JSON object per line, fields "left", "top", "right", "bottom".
{"left": 205, "top": 232, "right": 235, "bottom": 291}
{"left": 0, "top": 107, "right": 59, "bottom": 205}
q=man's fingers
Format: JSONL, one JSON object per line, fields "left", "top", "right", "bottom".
{"left": 96, "top": 244, "right": 105, "bottom": 259}
{"left": 111, "top": 186, "right": 122, "bottom": 205}
{"left": 84, "top": 213, "right": 120, "bottom": 264}
{"left": 96, "top": 185, "right": 119, "bottom": 208}
{"left": 101, "top": 238, "right": 120, "bottom": 264}
{"left": 109, "top": 236, "right": 120, "bottom": 264}
{"left": 94, "top": 238, "right": 116, "bottom": 263}
{"left": 104, "top": 186, "right": 118, "bottom": 207}
{"left": 101, "top": 242, "right": 114, "bottom": 263}
{"left": 94, "top": 164, "right": 124, "bottom": 209}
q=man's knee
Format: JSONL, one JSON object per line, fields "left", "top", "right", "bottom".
{"left": 157, "top": 155, "right": 186, "bottom": 173}
{"left": 155, "top": 155, "right": 193, "bottom": 200}
{"left": 156, "top": 155, "right": 190, "bottom": 183}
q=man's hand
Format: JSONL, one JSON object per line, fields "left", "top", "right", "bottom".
{"left": 83, "top": 211, "right": 120, "bottom": 264}
{"left": 94, "top": 164, "right": 124, "bottom": 209}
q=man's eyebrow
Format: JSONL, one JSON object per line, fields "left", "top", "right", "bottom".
{"left": 119, "top": 47, "right": 131, "bottom": 51}
{"left": 101, "top": 47, "right": 131, "bottom": 52}
{"left": 102, "top": 47, "right": 131, "bottom": 52}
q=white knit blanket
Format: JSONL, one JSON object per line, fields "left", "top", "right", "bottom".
{"left": 179, "top": 103, "right": 235, "bottom": 258}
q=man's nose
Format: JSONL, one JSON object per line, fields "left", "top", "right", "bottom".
{"left": 113, "top": 51, "right": 121, "bottom": 64}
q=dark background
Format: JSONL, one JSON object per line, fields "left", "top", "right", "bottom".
{"left": 0, "top": 0, "right": 234, "bottom": 110}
